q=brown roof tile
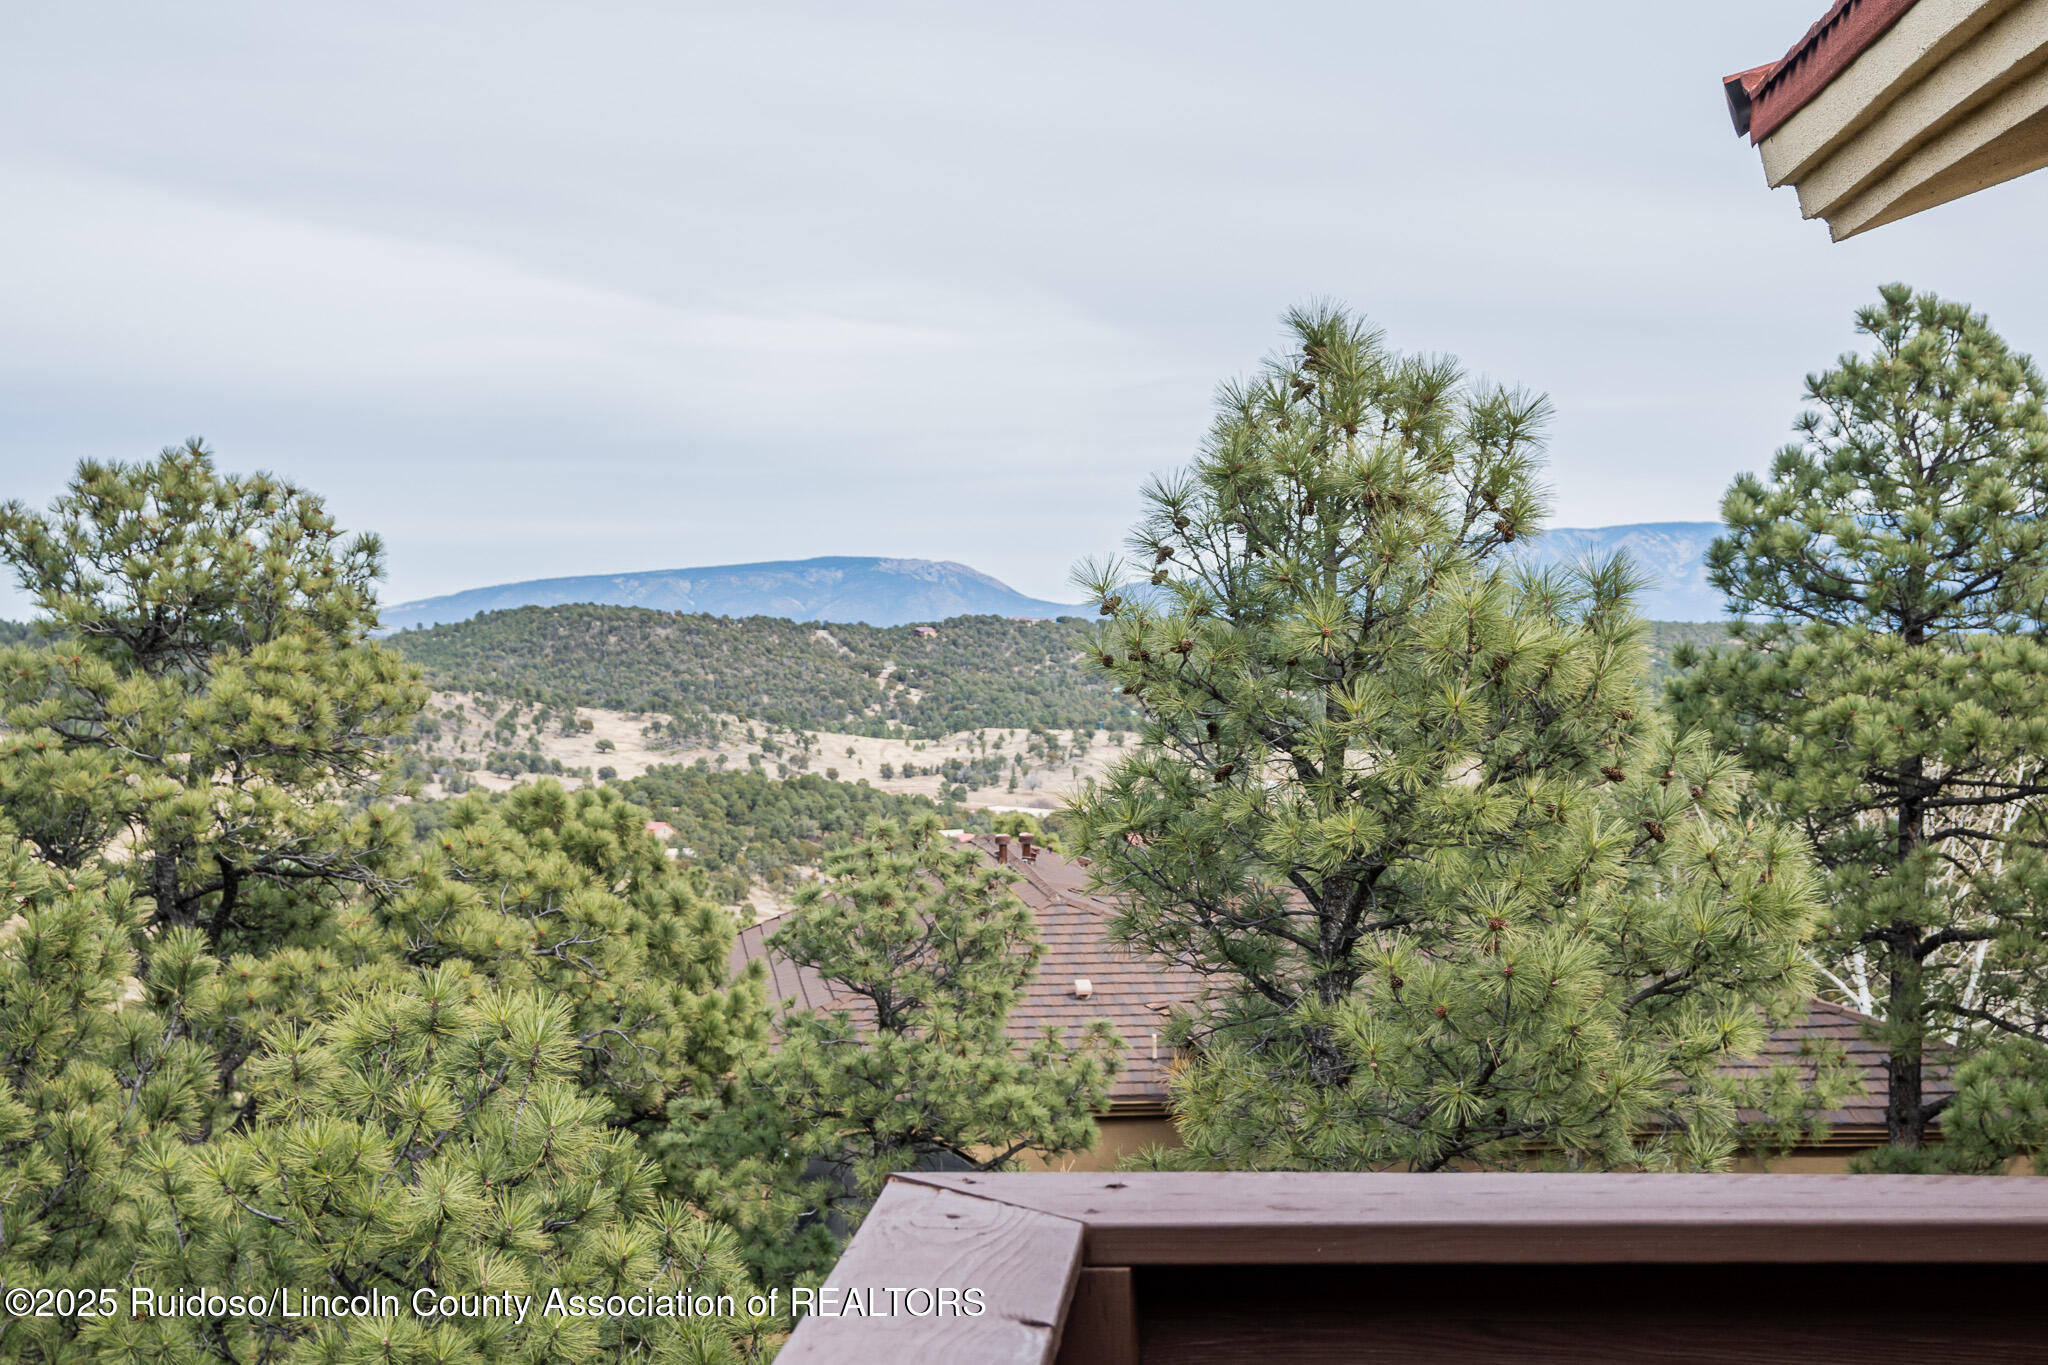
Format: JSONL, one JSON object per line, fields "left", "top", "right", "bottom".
{"left": 731, "top": 836, "right": 1208, "bottom": 1110}
{"left": 733, "top": 842, "right": 1930, "bottom": 1134}
{"left": 1722, "top": 997, "right": 1951, "bottom": 1135}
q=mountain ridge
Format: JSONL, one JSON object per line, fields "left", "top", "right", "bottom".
{"left": 379, "top": 555, "right": 1085, "bottom": 631}
{"left": 379, "top": 523, "right": 1735, "bottom": 632}
{"left": 1512, "top": 521, "right": 1727, "bottom": 622}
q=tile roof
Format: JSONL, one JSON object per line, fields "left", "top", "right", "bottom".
{"left": 730, "top": 835, "right": 1209, "bottom": 1111}
{"left": 1723, "top": 997, "right": 1951, "bottom": 1136}
{"left": 1724, "top": 0, "right": 1921, "bottom": 142}
{"left": 733, "top": 842, "right": 1935, "bottom": 1135}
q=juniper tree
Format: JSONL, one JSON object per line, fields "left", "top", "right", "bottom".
{"left": 0, "top": 442, "right": 424, "bottom": 953}
{"left": 1070, "top": 304, "right": 1820, "bottom": 1172}
{"left": 1669, "top": 285, "right": 2048, "bottom": 1161}
{"left": 668, "top": 816, "right": 1117, "bottom": 1279}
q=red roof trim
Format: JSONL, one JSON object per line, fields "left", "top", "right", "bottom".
{"left": 1721, "top": 63, "right": 1778, "bottom": 136}
{"left": 1735, "top": 0, "right": 1921, "bottom": 144}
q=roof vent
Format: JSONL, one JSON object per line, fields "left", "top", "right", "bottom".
{"left": 1072, "top": 977, "right": 1093, "bottom": 999}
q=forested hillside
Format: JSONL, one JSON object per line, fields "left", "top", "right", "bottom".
{"left": 388, "top": 604, "right": 1137, "bottom": 737}
{"left": 612, "top": 767, "right": 960, "bottom": 905}
{"left": 1645, "top": 619, "right": 1733, "bottom": 683}
{"left": 387, "top": 605, "right": 1728, "bottom": 739}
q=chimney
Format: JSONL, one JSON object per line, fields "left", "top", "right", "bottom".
{"left": 994, "top": 833, "right": 1011, "bottom": 863}
{"left": 1019, "top": 832, "right": 1037, "bottom": 862}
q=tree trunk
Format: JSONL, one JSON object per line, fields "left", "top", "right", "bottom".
{"left": 1886, "top": 753, "right": 1928, "bottom": 1148}
{"left": 1299, "top": 881, "right": 1360, "bottom": 1086}
{"left": 150, "top": 843, "right": 185, "bottom": 930}
{"left": 1884, "top": 935, "right": 1926, "bottom": 1148}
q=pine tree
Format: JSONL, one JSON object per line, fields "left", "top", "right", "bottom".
{"left": 1, "top": 452, "right": 779, "bottom": 1360}
{"left": 382, "top": 780, "right": 769, "bottom": 1134}
{"left": 0, "top": 857, "right": 775, "bottom": 1364}
{"left": 667, "top": 816, "right": 1118, "bottom": 1279}
{"left": 1, "top": 819, "right": 781, "bottom": 1362}
{"left": 0, "top": 442, "right": 425, "bottom": 953}
{"left": 1070, "top": 304, "right": 1821, "bottom": 1171}
{"left": 1669, "top": 285, "right": 2048, "bottom": 1162}
{"left": 0, "top": 850, "right": 181, "bottom": 1336}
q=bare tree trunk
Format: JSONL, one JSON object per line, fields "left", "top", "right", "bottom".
{"left": 1886, "top": 752, "right": 1928, "bottom": 1148}
{"left": 1884, "top": 937, "right": 1926, "bottom": 1148}
{"left": 150, "top": 844, "right": 185, "bottom": 930}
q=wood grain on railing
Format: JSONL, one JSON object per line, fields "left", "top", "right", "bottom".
{"left": 894, "top": 1171, "right": 2048, "bottom": 1265}
{"left": 776, "top": 1179, "right": 1084, "bottom": 1365}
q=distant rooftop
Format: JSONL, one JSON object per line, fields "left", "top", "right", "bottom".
{"left": 734, "top": 838, "right": 1942, "bottom": 1138}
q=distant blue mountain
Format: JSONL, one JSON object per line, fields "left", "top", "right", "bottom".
{"left": 1510, "top": 522, "right": 1728, "bottom": 621}
{"left": 378, "top": 556, "right": 1085, "bottom": 631}
{"left": 381, "top": 525, "right": 1732, "bottom": 633}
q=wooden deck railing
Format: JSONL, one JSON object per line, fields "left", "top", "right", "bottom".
{"left": 776, "top": 1171, "right": 2048, "bottom": 1363}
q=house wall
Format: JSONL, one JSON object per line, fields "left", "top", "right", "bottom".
{"left": 1758, "top": 0, "right": 2048, "bottom": 237}
{"left": 1731, "top": 1146, "right": 1877, "bottom": 1173}
{"left": 1735, "top": 1143, "right": 2037, "bottom": 1174}
{"left": 1017, "top": 1113, "right": 1181, "bottom": 1172}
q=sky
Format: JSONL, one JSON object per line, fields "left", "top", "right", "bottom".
{"left": 7, "top": 1, "right": 2048, "bottom": 617}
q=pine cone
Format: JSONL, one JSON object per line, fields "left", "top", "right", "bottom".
{"left": 1600, "top": 766, "right": 1626, "bottom": 783}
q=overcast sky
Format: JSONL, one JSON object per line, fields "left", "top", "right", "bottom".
{"left": 7, "top": 1, "right": 2048, "bottom": 616}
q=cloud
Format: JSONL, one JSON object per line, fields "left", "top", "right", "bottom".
{"left": 6, "top": 0, "right": 2048, "bottom": 615}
